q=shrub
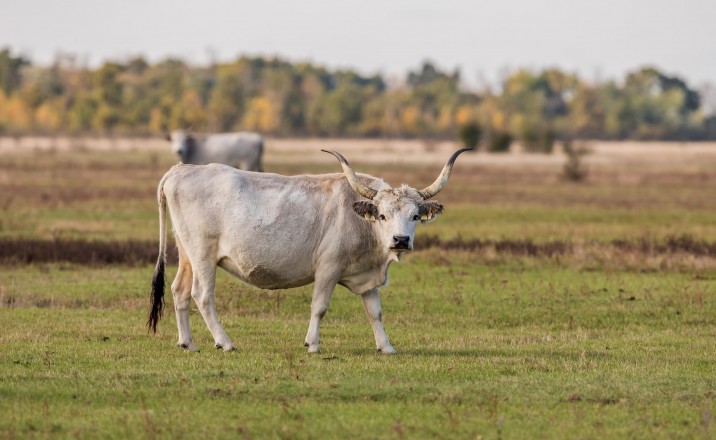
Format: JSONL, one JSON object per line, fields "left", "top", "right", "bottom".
{"left": 562, "top": 140, "right": 589, "bottom": 182}
{"left": 487, "top": 131, "right": 512, "bottom": 153}
{"left": 458, "top": 122, "right": 481, "bottom": 149}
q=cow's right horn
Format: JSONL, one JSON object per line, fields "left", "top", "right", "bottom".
{"left": 417, "top": 148, "right": 472, "bottom": 199}
{"left": 322, "top": 150, "right": 377, "bottom": 200}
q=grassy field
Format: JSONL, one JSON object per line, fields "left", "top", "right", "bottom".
{"left": 1, "top": 139, "right": 715, "bottom": 438}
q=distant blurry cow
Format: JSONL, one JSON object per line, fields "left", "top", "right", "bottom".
{"left": 166, "top": 130, "right": 264, "bottom": 172}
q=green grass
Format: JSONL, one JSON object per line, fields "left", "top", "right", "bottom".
{"left": 1, "top": 258, "right": 715, "bottom": 439}
{"left": 435, "top": 204, "right": 716, "bottom": 242}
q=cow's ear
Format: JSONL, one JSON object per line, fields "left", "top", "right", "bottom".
{"left": 419, "top": 200, "right": 444, "bottom": 223}
{"left": 353, "top": 200, "right": 379, "bottom": 222}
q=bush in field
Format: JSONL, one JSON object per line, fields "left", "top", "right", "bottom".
{"left": 458, "top": 122, "right": 481, "bottom": 149}
{"left": 487, "top": 131, "right": 513, "bottom": 153}
{"left": 521, "top": 126, "right": 555, "bottom": 153}
{"left": 562, "top": 140, "right": 589, "bottom": 181}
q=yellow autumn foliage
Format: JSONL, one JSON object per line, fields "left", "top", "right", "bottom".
{"left": 242, "top": 97, "right": 279, "bottom": 132}
{"left": 455, "top": 106, "right": 474, "bottom": 126}
{"left": 401, "top": 106, "right": 420, "bottom": 132}
{"left": 0, "top": 91, "right": 33, "bottom": 132}
{"left": 35, "top": 102, "right": 63, "bottom": 132}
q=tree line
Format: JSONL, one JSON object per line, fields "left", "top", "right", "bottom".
{"left": 1, "top": 47, "right": 715, "bottom": 150}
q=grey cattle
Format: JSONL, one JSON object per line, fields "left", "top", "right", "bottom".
{"left": 166, "top": 130, "right": 264, "bottom": 172}
{"left": 148, "top": 148, "right": 470, "bottom": 353}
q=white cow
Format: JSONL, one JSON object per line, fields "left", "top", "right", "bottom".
{"left": 166, "top": 130, "right": 264, "bottom": 172}
{"left": 148, "top": 148, "right": 470, "bottom": 353}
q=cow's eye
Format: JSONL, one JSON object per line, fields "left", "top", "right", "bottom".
{"left": 379, "top": 214, "right": 386, "bottom": 221}
{"left": 412, "top": 215, "right": 420, "bottom": 221}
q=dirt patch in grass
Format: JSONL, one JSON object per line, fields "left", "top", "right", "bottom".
{"left": 420, "top": 234, "right": 716, "bottom": 257}
{"left": 0, "top": 238, "right": 170, "bottom": 266}
{"left": 419, "top": 235, "right": 573, "bottom": 257}
{"left": 2, "top": 235, "right": 716, "bottom": 270}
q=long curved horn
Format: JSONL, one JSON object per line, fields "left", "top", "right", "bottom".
{"left": 322, "top": 149, "right": 377, "bottom": 200}
{"left": 417, "top": 148, "right": 472, "bottom": 199}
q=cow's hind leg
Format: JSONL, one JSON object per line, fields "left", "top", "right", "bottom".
{"left": 191, "top": 261, "right": 235, "bottom": 351}
{"left": 172, "top": 240, "right": 196, "bottom": 351}
{"left": 361, "top": 288, "right": 396, "bottom": 354}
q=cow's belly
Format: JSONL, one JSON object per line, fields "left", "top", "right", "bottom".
{"left": 217, "top": 257, "right": 315, "bottom": 290}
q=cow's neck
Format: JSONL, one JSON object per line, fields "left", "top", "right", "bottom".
{"left": 339, "top": 247, "right": 399, "bottom": 295}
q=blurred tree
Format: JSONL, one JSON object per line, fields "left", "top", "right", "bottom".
{"left": 620, "top": 67, "right": 701, "bottom": 139}
{"left": 358, "top": 95, "right": 390, "bottom": 136}
{"left": 568, "top": 82, "right": 605, "bottom": 138}
{"left": 704, "top": 115, "right": 716, "bottom": 139}
{"left": 126, "top": 56, "right": 149, "bottom": 76}
{"left": 400, "top": 105, "right": 422, "bottom": 136}
{"left": 92, "top": 62, "right": 123, "bottom": 106}
{"left": 0, "top": 48, "right": 29, "bottom": 95}
{"left": 153, "top": 59, "right": 185, "bottom": 103}
{"left": 407, "top": 61, "right": 459, "bottom": 88}
{"left": 404, "top": 61, "right": 464, "bottom": 136}
{"left": 68, "top": 93, "right": 98, "bottom": 132}
{"left": 90, "top": 62, "right": 124, "bottom": 132}
{"left": 34, "top": 100, "right": 63, "bottom": 132}
{"left": 148, "top": 107, "right": 165, "bottom": 134}
{"left": 242, "top": 96, "right": 279, "bottom": 132}
{"left": 170, "top": 89, "right": 207, "bottom": 130}
{"left": 499, "top": 68, "right": 577, "bottom": 152}
{"left": 0, "top": 92, "right": 33, "bottom": 133}
{"left": 281, "top": 77, "right": 306, "bottom": 134}
{"left": 208, "top": 65, "right": 245, "bottom": 131}
{"left": 308, "top": 83, "right": 362, "bottom": 136}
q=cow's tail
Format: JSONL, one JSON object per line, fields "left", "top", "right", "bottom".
{"left": 148, "top": 172, "right": 170, "bottom": 333}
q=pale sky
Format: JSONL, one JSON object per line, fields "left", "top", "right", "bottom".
{"left": 1, "top": 0, "right": 714, "bottom": 88}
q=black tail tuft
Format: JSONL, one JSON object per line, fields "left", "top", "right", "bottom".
{"left": 147, "top": 256, "right": 166, "bottom": 333}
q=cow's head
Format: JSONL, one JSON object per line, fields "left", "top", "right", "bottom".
{"left": 167, "top": 130, "right": 195, "bottom": 163}
{"left": 323, "top": 148, "right": 470, "bottom": 255}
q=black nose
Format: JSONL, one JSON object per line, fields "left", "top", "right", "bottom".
{"left": 393, "top": 235, "right": 410, "bottom": 249}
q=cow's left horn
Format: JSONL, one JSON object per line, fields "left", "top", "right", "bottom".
{"left": 322, "top": 149, "right": 377, "bottom": 200}
{"left": 417, "top": 148, "right": 472, "bottom": 199}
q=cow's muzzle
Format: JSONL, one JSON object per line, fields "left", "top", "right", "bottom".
{"left": 391, "top": 235, "right": 412, "bottom": 250}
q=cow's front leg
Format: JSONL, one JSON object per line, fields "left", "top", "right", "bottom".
{"left": 361, "top": 288, "right": 396, "bottom": 354}
{"left": 304, "top": 277, "right": 337, "bottom": 353}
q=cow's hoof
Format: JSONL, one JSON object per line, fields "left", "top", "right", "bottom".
{"left": 215, "top": 343, "right": 236, "bottom": 352}
{"left": 306, "top": 344, "right": 321, "bottom": 354}
{"left": 377, "top": 346, "right": 397, "bottom": 355}
{"left": 178, "top": 342, "right": 198, "bottom": 352}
